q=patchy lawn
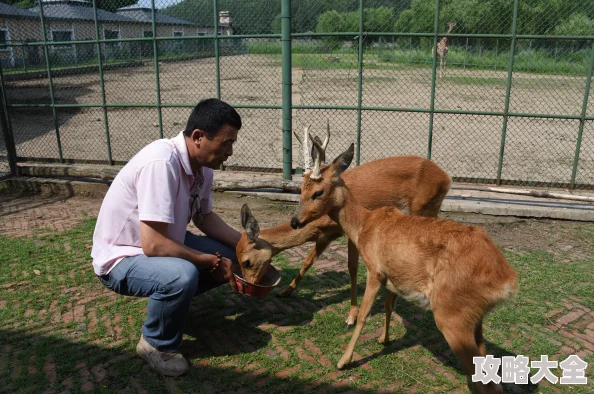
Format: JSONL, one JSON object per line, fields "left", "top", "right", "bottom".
{"left": 0, "top": 191, "right": 593, "bottom": 393}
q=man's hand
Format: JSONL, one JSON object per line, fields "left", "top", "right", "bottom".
{"left": 209, "top": 253, "right": 238, "bottom": 292}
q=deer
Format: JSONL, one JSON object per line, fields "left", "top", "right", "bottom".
{"left": 236, "top": 121, "right": 452, "bottom": 327}
{"left": 289, "top": 139, "right": 518, "bottom": 394}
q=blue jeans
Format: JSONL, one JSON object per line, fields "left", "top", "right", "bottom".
{"left": 97, "top": 231, "right": 237, "bottom": 352}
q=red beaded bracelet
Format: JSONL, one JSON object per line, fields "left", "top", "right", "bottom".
{"left": 211, "top": 251, "right": 222, "bottom": 273}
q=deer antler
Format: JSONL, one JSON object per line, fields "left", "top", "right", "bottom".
{"left": 308, "top": 120, "right": 331, "bottom": 179}
{"left": 294, "top": 125, "right": 312, "bottom": 174}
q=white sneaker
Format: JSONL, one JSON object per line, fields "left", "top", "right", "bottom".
{"left": 136, "top": 334, "right": 190, "bottom": 377}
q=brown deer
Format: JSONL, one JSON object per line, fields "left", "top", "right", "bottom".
{"left": 289, "top": 140, "right": 518, "bottom": 394}
{"left": 236, "top": 123, "right": 452, "bottom": 327}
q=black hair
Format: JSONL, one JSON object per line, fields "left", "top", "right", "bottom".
{"left": 183, "top": 98, "right": 242, "bottom": 139}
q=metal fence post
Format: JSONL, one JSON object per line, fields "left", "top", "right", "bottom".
{"left": 151, "top": 0, "right": 163, "bottom": 139}
{"left": 213, "top": 0, "right": 224, "bottom": 171}
{"left": 427, "top": 0, "right": 441, "bottom": 160}
{"left": 91, "top": 0, "right": 113, "bottom": 165}
{"left": 0, "top": 66, "right": 16, "bottom": 177}
{"left": 38, "top": 1, "right": 64, "bottom": 163}
{"left": 355, "top": 0, "right": 364, "bottom": 166}
{"left": 281, "top": 0, "right": 292, "bottom": 180}
{"left": 570, "top": 39, "right": 594, "bottom": 189}
{"left": 213, "top": 0, "right": 221, "bottom": 99}
{"left": 496, "top": 0, "right": 520, "bottom": 185}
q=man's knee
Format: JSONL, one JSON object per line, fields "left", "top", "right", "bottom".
{"left": 164, "top": 259, "right": 200, "bottom": 295}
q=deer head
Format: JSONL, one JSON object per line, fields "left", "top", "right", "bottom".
{"left": 291, "top": 142, "right": 354, "bottom": 230}
{"left": 447, "top": 22, "right": 456, "bottom": 33}
{"left": 236, "top": 204, "right": 273, "bottom": 284}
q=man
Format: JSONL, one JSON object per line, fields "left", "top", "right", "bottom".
{"left": 91, "top": 98, "right": 241, "bottom": 377}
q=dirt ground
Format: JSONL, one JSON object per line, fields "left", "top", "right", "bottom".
{"left": 1, "top": 188, "right": 592, "bottom": 264}
{"left": 3, "top": 54, "right": 594, "bottom": 186}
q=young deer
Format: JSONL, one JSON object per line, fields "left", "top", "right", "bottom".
{"left": 236, "top": 123, "right": 452, "bottom": 326}
{"left": 290, "top": 140, "right": 518, "bottom": 394}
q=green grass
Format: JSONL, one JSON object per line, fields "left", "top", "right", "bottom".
{"left": 0, "top": 218, "right": 593, "bottom": 393}
{"left": 248, "top": 41, "right": 590, "bottom": 76}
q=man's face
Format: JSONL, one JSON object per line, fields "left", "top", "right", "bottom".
{"left": 193, "top": 124, "right": 238, "bottom": 169}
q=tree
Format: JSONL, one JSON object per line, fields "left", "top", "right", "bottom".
{"left": 555, "top": 13, "right": 594, "bottom": 36}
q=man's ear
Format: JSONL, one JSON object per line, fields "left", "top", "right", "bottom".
{"left": 240, "top": 204, "right": 260, "bottom": 242}
{"left": 190, "top": 129, "right": 205, "bottom": 146}
{"left": 330, "top": 143, "right": 354, "bottom": 176}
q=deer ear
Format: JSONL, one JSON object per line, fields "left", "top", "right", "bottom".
{"left": 331, "top": 143, "right": 354, "bottom": 175}
{"left": 241, "top": 204, "right": 252, "bottom": 229}
{"left": 241, "top": 204, "right": 260, "bottom": 242}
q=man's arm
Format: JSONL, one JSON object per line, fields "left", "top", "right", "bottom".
{"left": 141, "top": 220, "right": 238, "bottom": 290}
{"left": 140, "top": 220, "right": 216, "bottom": 269}
{"left": 194, "top": 211, "right": 241, "bottom": 248}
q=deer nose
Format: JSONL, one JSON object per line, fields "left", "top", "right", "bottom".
{"left": 290, "top": 217, "right": 301, "bottom": 229}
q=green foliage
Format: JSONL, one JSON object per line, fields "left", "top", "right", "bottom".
{"left": 555, "top": 13, "right": 594, "bottom": 36}
{"left": 12, "top": 0, "right": 35, "bottom": 9}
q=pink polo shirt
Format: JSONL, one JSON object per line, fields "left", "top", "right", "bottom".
{"left": 91, "top": 131, "right": 214, "bottom": 276}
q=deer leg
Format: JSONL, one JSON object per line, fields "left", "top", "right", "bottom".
{"left": 337, "top": 273, "right": 382, "bottom": 369}
{"left": 378, "top": 291, "right": 397, "bottom": 344}
{"left": 434, "top": 312, "right": 502, "bottom": 394}
{"left": 345, "top": 237, "right": 360, "bottom": 327}
{"left": 278, "top": 237, "right": 332, "bottom": 297}
{"left": 475, "top": 319, "right": 486, "bottom": 357}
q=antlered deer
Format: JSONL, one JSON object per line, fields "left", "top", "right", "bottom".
{"left": 289, "top": 139, "right": 518, "bottom": 394}
{"left": 236, "top": 123, "right": 452, "bottom": 326}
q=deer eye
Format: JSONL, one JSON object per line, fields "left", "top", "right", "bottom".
{"left": 242, "top": 260, "right": 251, "bottom": 268}
{"left": 312, "top": 190, "right": 324, "bottom": 200}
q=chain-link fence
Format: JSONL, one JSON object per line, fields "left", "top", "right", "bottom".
{"left": 0, "top": 0, "right": 592, "bottom": 189}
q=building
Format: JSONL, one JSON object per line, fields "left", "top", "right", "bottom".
{"left": 0, "top": 2, "right": 41, "bottom": 67}
{"left": 116, "top": 3, "right": 208, "bottom": 57}
{"left": 27, "top": 0, "right": 143, "bottom": 63}
{"left": 0, "top": 0, "right": 229, "bottom": 69}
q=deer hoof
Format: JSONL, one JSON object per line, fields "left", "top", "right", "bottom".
{"left": 345, "top": 322, "right": 356, "bottom": 329}
{"left": 378, "top": 336, "right": 389, "bottom": 345}
{"left": 276, "top": 287, "right": 294, "bottom": 298}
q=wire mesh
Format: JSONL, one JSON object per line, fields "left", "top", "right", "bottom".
{"left": 502, "top": 117, "right": 581, "bottom": 186}
{"left": 219, "top": 39, "right": 281, "bottom": 106}
{"left": 575, "top": 120, "right": 594, "bottom": 187}
{"left": 107, "top": 107, "right": 159, "bottom": 163}
{"left": 431, "top": 114, "right": 505, "bottom": 183}
{"left": 9, "top": 107, "right": 60, "bottom": 161}
{"left": 0, "top": 0, "right": 593, "bottom": 189}
{"left": 360, "top": 111, "right": 429, "bottom": 161}
{"left": 222, "top": 108, "right": 283, "bottom": 171}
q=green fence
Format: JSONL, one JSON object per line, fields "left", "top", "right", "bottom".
{"left": 0, "top": 0, "right": 593, "bottom": 189}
